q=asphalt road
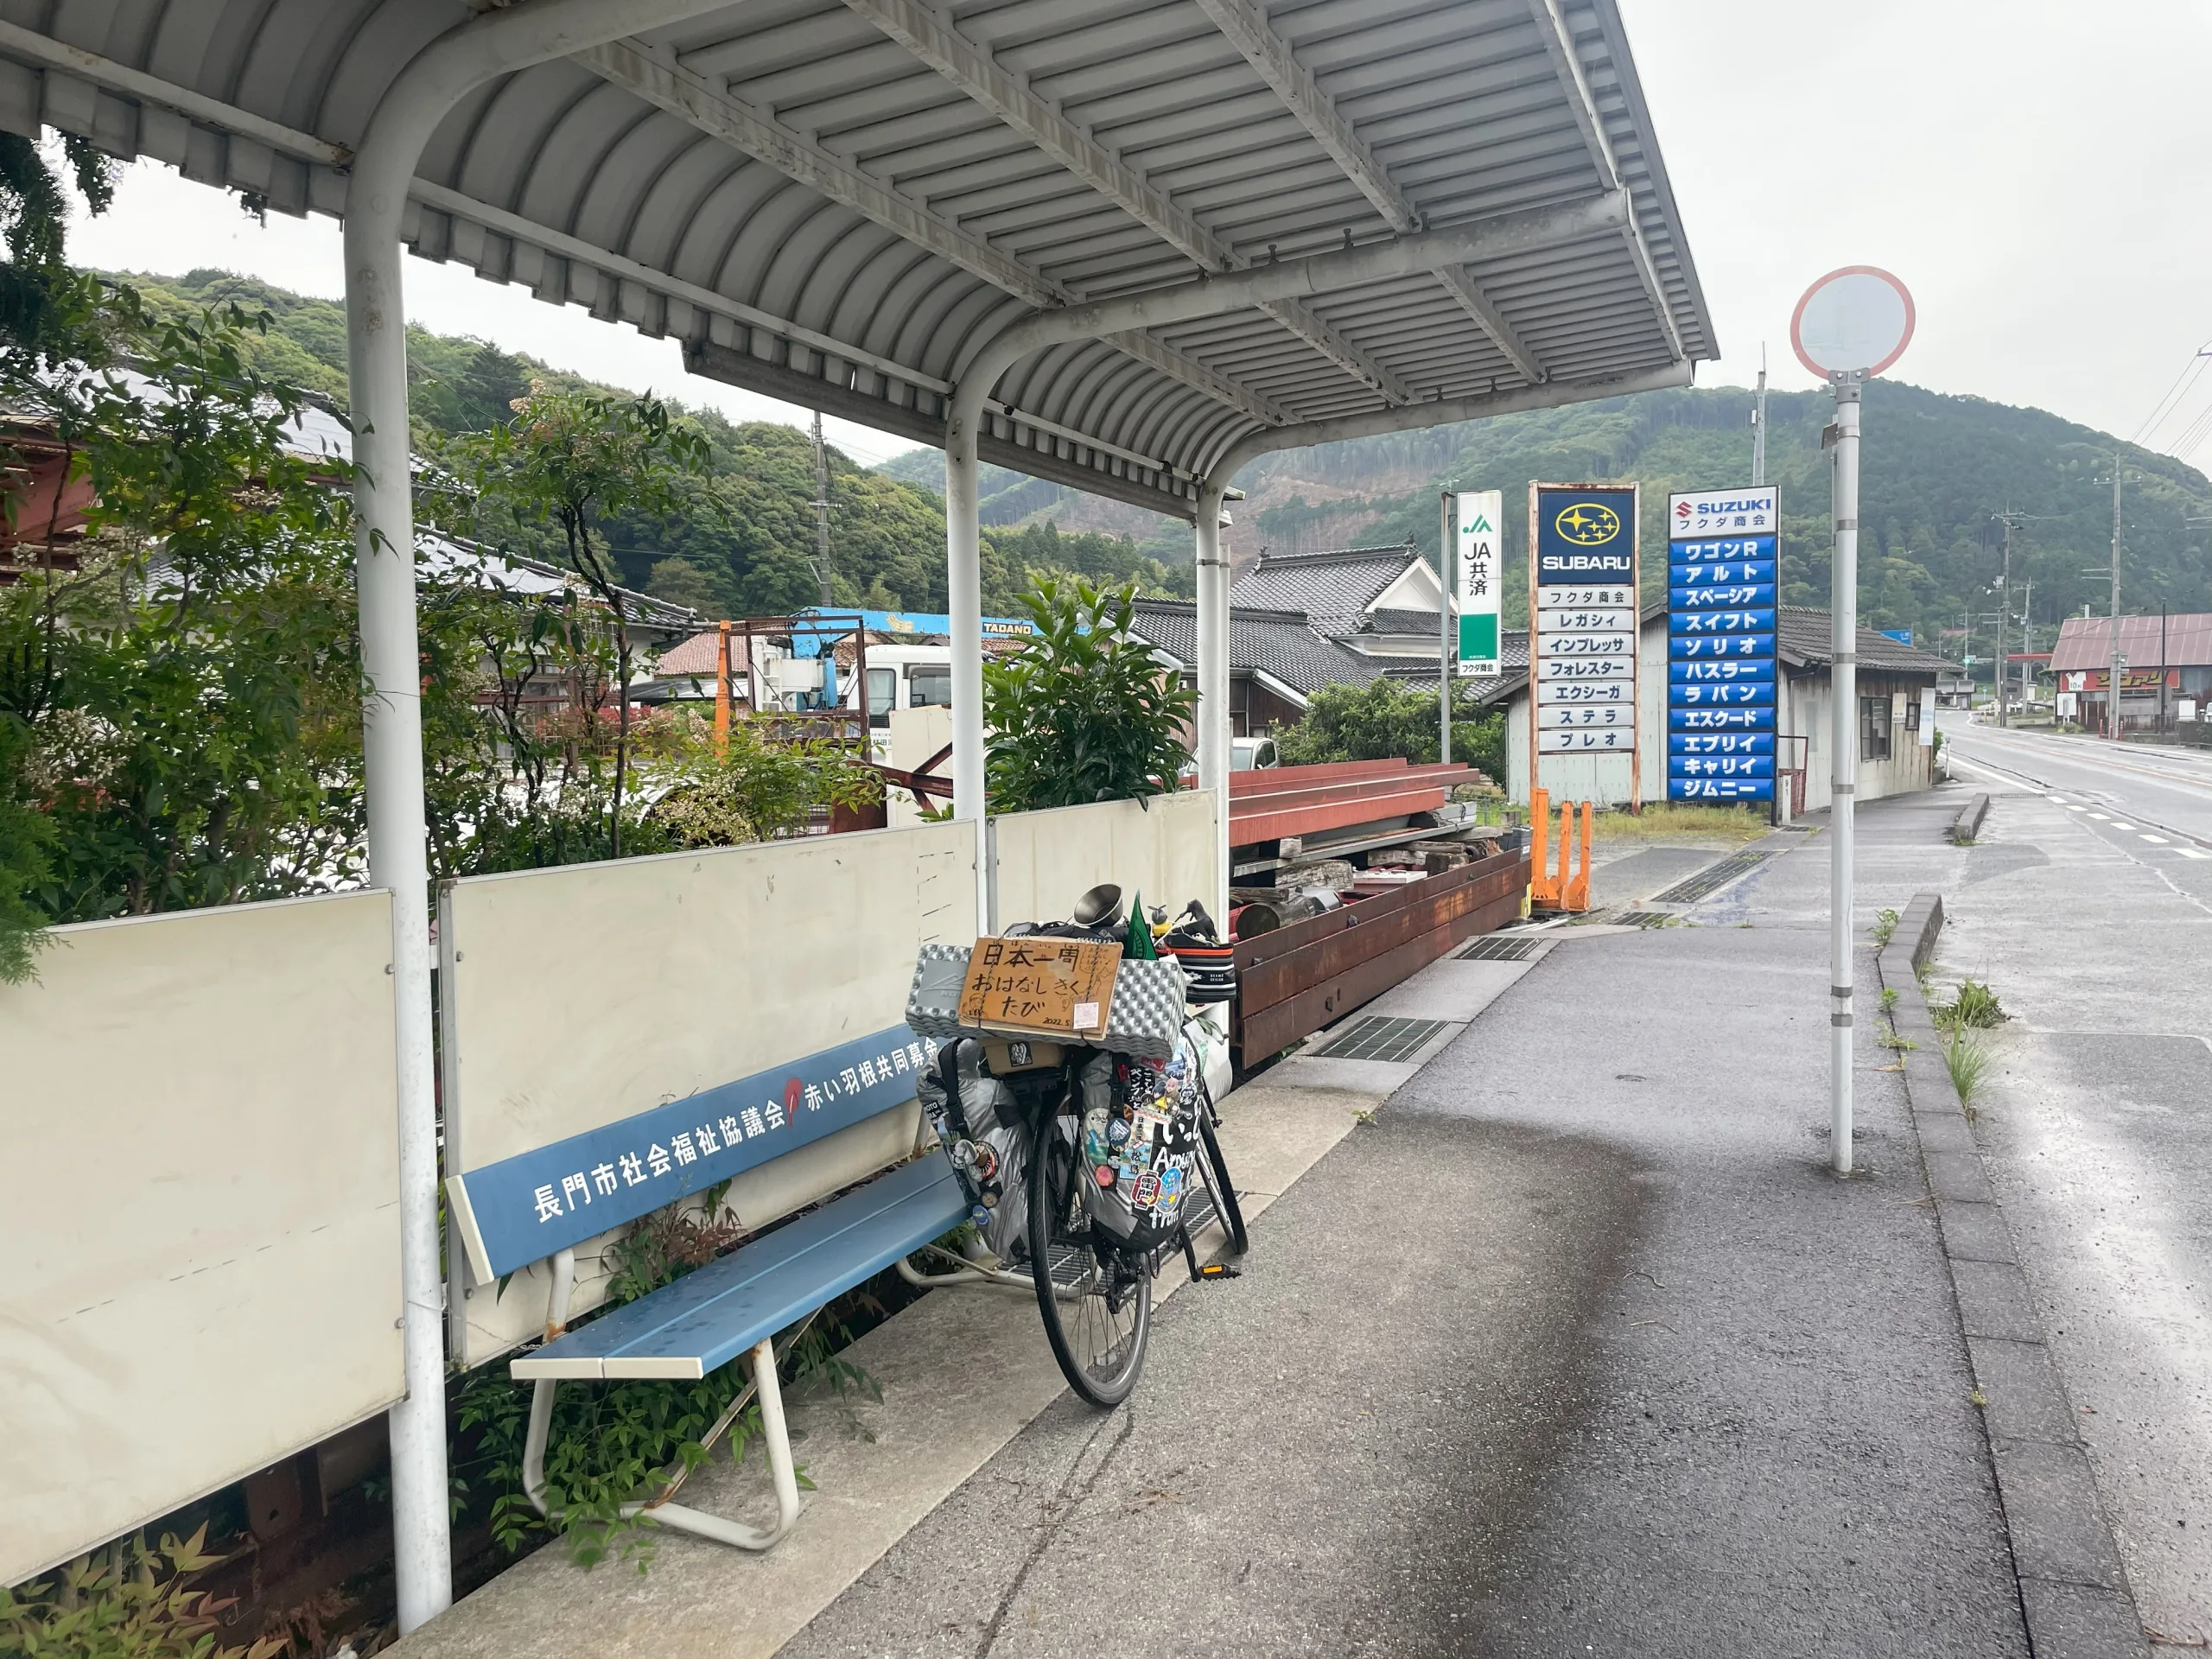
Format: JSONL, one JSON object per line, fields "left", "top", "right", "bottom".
{"left": 789, "top": 828, "right": 2029, "bottom": 1658}
{"left": 1940, "top": 717, "right": 2212, "bottom": 873}
{"left": 1867, "top": 745, "right": 2212, "bottom": 1647}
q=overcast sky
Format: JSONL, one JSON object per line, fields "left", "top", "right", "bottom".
{"left": 62, "top": 0, "right": 2212, "bottom": 470}
{"left": 1624, "top": 0, "right": 2212, "bottom": 456}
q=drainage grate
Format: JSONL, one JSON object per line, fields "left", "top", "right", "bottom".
{"left": 1614, "top": 910, "right": 1681, "bottom": 929}
{"left": 1649, "top": 850, "right": 1770, "bottom": 906}
{"left": 1457, "top": 936, "right": 1543, "bottom": 962}
{"left": 1312, "top": 1015, "right": 1451, "bottom": 1063}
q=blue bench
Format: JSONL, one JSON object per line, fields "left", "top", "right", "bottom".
{"left": 444, "top": 1025, "right": 964, "bottom": 1552}
{"left": 508, "top": 1154, "right": 967, "bottom": 1550}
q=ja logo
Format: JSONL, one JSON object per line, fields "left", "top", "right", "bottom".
{"left": 1461, "top": 513, "right": 1493, "bottom": 534}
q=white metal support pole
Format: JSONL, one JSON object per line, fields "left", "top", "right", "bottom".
{"left": 344, "top": 192, "right": 448, "bottom": 1637}
{"left": 342, "top": 0, "right": 740, "bottom": 1631}
{"left": 1439, "top": 491, "right": 1452, "bottom": 765}
{"left": 1827, "top": 372, "right": 1863, "bottom": 1177}
{"left": 1196, "top": 480, "right": 1232, "bottom": 921}
{"left": 945, "top": 385, "right": 989, "bottom": 934}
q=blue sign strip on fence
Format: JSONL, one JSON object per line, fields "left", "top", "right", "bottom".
{"left": 448, "top": 1024, "right": 937, "bottom": 1281}
{"left": 1668, "top": 485, "right": 1779, "bottom": 803}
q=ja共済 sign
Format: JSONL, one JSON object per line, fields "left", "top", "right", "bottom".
{"left": 1529, "top": 484, "right": 1640, "bottom": 769}
{"left": 1452, "top": 490, "right": 1503, "bottom": 677}
{"left": 1668, "top": 486, "right": 1777, "bottom": 801}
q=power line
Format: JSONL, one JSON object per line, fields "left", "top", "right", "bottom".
{"left": 2133, "top": 341, "right": 2212, "bottom": 447}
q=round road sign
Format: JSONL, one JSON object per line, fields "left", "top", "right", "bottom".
{"left": 1789, "top": 266, "right": 1915, "bottom": 378}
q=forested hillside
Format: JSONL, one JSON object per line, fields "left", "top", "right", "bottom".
{"left": 886, "top": 384, "right": 2212, "bottom": 649}
{"left": 110, "top": 269, "right": 1183, "bottom": 618}
{"left": 1230, "top": 383, "right": 2212, "bottom": 645}
{"left": 119, "top": 270, "right": 2212, "bottom": 651}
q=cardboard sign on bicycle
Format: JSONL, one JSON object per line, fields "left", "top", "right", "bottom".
{"left": 957, "top": 937, "right": 1121, "bottom": 1038}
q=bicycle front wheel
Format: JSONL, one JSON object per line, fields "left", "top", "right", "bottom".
{"left": 1027, "top": 1106, "right": 1151, "bottom": 1408}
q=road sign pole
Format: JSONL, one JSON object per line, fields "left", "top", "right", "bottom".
{"left": 1828, "top": 371, "right": 1862, "bottom": 1176}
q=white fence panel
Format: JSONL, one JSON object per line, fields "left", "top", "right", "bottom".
{"left": 440, "top": 820, "right": 975, "bottom": 1366}
{"left": 0, "top": 892, "right": 401, "bottom": 1587}
{"left": 990, "top": 789, "right": 1219, "bottom": 929}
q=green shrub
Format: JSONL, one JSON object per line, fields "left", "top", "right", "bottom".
{"left": 0, "top": 1526, "right": 280, "bottom": 1659}
{"left": 1274, "top": 677, "right": 1505, "bottom": 776}
{"left": 982, "top": 578, "right": 1194, "bottom": 810}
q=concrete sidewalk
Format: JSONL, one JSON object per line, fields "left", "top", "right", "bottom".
{"left": 788, "top": 821, "right": 2036, "bottom": 1656}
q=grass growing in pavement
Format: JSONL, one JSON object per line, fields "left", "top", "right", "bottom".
{"left": 1594, "top": 804, "right": 1769, "bottom": 843}
{"left": 1871, "top": 907, "right": 1901, "bottom": 949}
{"left": 1945, "top": 1029, "right": 1992, "bottom": 1109}
{"left": 1935, "top": 979, "right": 2005, "bottom": 1031}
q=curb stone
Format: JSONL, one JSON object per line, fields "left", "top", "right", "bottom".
{"left": 1952, "top": 792, "right": 1992, "bottom": 843}
{"left": 1876, "top": 890, "right": 2148, "bottom": 1659}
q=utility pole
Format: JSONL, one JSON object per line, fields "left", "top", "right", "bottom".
{"left": 2109, "top": 461, "right": 2124, "bottom": 744}
{"left": 2018, "top": 579, "right": 2033, "bottom": 715}
{"left": 810, "top": 410, "right": 835, "bottom": 608}
{"left": 1751, "top": 346, "right": 1769, "bottom": 486}
{"left": 1996, "top": 513, "right": 2014, "bottom": 727}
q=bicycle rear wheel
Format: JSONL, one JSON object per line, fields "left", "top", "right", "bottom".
{"left": 1027, "top": 1104, "right": 1151, "bottom": 1408}
{"left": 1194, "top": 1107, "right": 1248, "bottom": 1255}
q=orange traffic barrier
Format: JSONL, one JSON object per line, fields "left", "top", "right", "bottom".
{"left": 1563, "top": 802, "right": 1593, "bottom": 912}
{"left": 1554, "top": 799, "right": 1572, "bottom": 904}
{"left": 1529, "top": 787, "right": 1557, "bottom": 907}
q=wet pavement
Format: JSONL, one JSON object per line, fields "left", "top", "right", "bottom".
{"left": 1870, "top": 746, "right": 2212, "bottom": 1649}
{"left": 789, "top": 814, "right": 2031, "bottom": 1657}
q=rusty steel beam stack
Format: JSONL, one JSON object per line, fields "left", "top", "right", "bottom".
{"left": 1232, "top": 844, "right": 1529, "bottom": 1060}
{"left": 1228, "top": 758, "right": 1473, "bottom": 849}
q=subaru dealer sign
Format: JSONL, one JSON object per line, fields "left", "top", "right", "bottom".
{"left": 1529, "top": 484, "right": 1641, "bottom": 771}
{"left": 1668, "top": 486, "right": 1777, "bottom": 801}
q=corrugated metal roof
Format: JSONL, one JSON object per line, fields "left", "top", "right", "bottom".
{"left": 2049, "top": 613, "right": 2212, "bottom": 672}
{"left": 1128, "top": 594, "right": 1382, "bottom": 697}
{"left": 3, "top": 0, "right": 1713, "bottom": 518}
{"left": 1776, "top": 607, "right": 1956, "bottom": 677}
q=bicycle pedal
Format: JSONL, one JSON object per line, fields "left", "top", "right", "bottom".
{"left": 1193, "top": 1262, "right": 1240, "bottom": 1281}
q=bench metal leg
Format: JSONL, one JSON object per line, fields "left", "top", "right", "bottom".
{"left": 634, "top": 1339, "right": 800, "bottom": 1551}
{"left": 522, "top": 1262, "right": 802, "bottom": 1552}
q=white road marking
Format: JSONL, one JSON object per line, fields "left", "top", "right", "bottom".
{"left": 2110, "top": 821, "right": 2135, "bottom": 830}
{"left": 2066, "top": 804, "right": 2088, "bottom": 811}
{"left": 2089, "top": 812, "right": 2111, "bottom": 820}
{"left": 2140, "top": 834, "right": 2170, "bottom": 844}
{"left": 2180, "top": 848, "right": 2212, "bottom": 860}
{"left": 2046, "top": 793, "right": 2069, "bottom": 803}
